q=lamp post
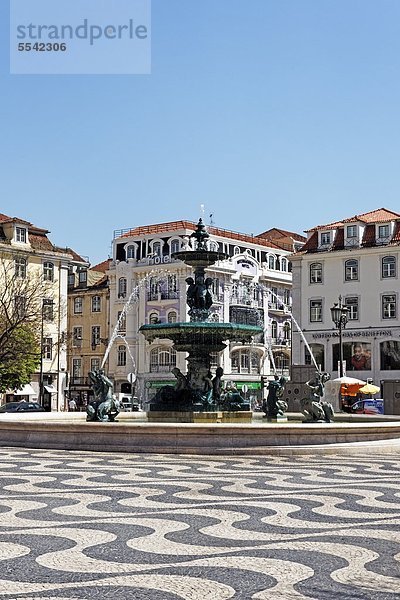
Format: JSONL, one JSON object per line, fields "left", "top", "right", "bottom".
{"left": 330, "top": 296, "right": 348, "bottom": 377}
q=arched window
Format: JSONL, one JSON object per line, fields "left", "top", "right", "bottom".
{"left": 117, "top": 345, "right": 126, "bottom": 366}
{"left": 152, "top": 241, "right": 161, "bottom": 257}
{"left": 150, "top": 347, "right": 177, "bottom": 372}
{"left": 268, "top": 254, "right": 276, "bottom": 270}
{"left": 149, "top": 311, "right": 159, "bottom": 324}
{"left": 118, "top": 277, "right": 127, "bottom": 298}
{"left": 281, "top": 258, "right": 288, "bottom": 272}
{"left": 127, "top": 245, "right": 135, "bottom": 259}
{"left": 43, "top": 262, "right": 54, "bottom": 282}
{"left": 382, "top": 256, "right": 396, "bottom": 278}
{"left": 345, "top": 259, "right": 358, "bottom": 281}
{"left": 170, "top": 239, "right": 180, "bottom": 254}
{"left": 271, "top": 320, "right": 278, "bottom": 340}
{"left": 310, "top": 262, "right": 322, "bottom": 284}
{"left": 234, "top": 246, "right": 241, "bottom": 255}
{"left": 168, "top": 311, "right": 177, "bottom": 323}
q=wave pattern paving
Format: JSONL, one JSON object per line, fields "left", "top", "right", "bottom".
{"left": 0, "top": 448, "right": 399, "bottom": 599}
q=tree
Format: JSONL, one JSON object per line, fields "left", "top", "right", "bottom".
{"left": 0, "top": 324, "right": 40, "bottom": 393}
{"left": 0, "top": 254, "right": 55, "bottom": 393}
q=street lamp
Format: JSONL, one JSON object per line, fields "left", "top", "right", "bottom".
{"left": 330, "top": 296, "right": 348, "bottom": 377}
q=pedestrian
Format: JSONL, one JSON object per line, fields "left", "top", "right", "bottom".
{"left": 68, "top": 398, "right": 77, "bottom": 412}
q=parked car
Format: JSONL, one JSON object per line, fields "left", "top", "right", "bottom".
{"left": 0, "top": 401, "right": 45, "bottom": 413}
{"left": 351, "top": 399, "right": 384, "bottom": 415}
{"left": 120, "top": 396, "right": 140, "bottom": 412}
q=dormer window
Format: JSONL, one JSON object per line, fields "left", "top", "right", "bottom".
{"left": 15, "top": 227, "right": 27, "bottom": 243}
{"left": 377, "top": 224, "right": 390, "bottom": 244}
{"left": 347, "top": 225, "right": 357, "bottom": 238}
{"left": 320, "top": 232, "right": 331, "bottom": 247}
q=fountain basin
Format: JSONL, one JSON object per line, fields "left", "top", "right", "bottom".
{"left": 1, "top": 413, "right": 400, "bottom": 455}
{"left": 140, "top": 322, "right": 263, "bottom": 348}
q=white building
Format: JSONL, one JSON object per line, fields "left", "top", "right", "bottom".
{"left": 107, "top": 220, "right": 305, "bottom": 405}
{"left": 291, "top": 208, "right": 400, "bottom": 408}
{"left": 0, "top": 212, "right": 87, "bottom": 411}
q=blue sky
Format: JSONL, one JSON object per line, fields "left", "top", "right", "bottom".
{"left": 1, "top": 0, "right": 400, "bottom": 264}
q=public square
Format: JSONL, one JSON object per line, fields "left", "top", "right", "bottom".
{"left": 0, "top": 447, "right": 399, "bottom": 599}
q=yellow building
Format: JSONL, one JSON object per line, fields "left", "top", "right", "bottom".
{"left": 66, "top": 260, "right": 110, "bottom": 409}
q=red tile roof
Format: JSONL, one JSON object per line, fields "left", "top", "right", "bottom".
{"left": 299, "top": 231, "right": 318, "bottom": 252}
{"left": 332, "top": 228, "right": 344, "bottom": 249}
{"left": 256, "top": 227, "right": 307, "bottom": 243}
{"left": 306, "top": 208, "right": 400, "bottom": 232}
{"left": 92, "top": 259, "right": 111, "bottom": 273}
{"left": 118, "top": 220, "right": 283, "bottom": 250}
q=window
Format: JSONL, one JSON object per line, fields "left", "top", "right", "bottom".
{"left": 16, "top": 227, "right": 27, "bottom": 243}
{"left": 382, "top": 294, "right": 396, "bottom": 319}
{"left": 91, "top": 296, "right": 101, "bottom": 312}
{"left": 268, "top": 255, "right": 276, "bottom": 270}
{"left": 68, "top": 268, "right": 75, "bottom": 288}
{"left": 170, "top": 239, "right": 180, "bottom": 254}
{"left": 42, "top": 337, "right": 52, "bottom": 360}
{"left": 345, "top": 296, "right": 359, "bottom": 320}
{"left": 378, "top": 224, "right": 390, "bottom": 239}
{"left": 118, "top": 277, "right": 127, "bottom": 298}
{"left": 283, "top": 289, "right": 291, "bottom": 305}
{"left": 43, "top": 262, "right": 54, "bottom": 282}
{"left": 168, "top": 274, "right": 178, "bottom": 296}
{"left": 231, "top": 349, "right": 260, "bottom": 374}
{"left": 127, "top": 245, "right": 135, "bottom": 259}
{"left": 14, "top": 295, "right": 26, "bottom": 318}
{"left": 320, "top": 232, "right": 331, "bottom": 246}
{"left": 382, "top": 256, "right": 396, "bottom": 278}
{"left": 91, "top": 358, "right": 101, "bottom": 371}
{"left": 310, "top": 299, "right": 322, "bottom": 322}
{"left": 345, "top": 259, "right": 358, "bottom": 281}
{"left": 271, "top": 320, "right": 278, "bottom": 340}
{"left": 150, "top": 347, "right": 177, "bottom": 372}
{"left": 310, "top": 262, "right": 322, "bottom": 284}
{"left": 305, "top": 344, "right": 325, "bottom": 371}
{"left": 281, "top": 258, "right": 288, "bottom": 272}
{"left": 78, "top": 269, "right": 87, "bottom": 285}
{"left": 73, "top": 327, "right": 82, "bottom": 346}
{"left": 149, "top": 312, "right": 159, "bottom": 324}
{"left": 91, "top": 326, "right": 101, "bottom": 347}
{"left": 347, "top": 225, "right": 357, "bottom": 238}
{"left": 234, "top": 246, "right": 241, "bottom": 255}
{"left": 168, "top": 311, "right": 177, "bottom": 323}
{"left": 152, "top": 241, "right": 161, "bottom": 257}
{"left": 15, "top": 257, "right": 26, "bottom": 278}
{"left": 72, "top": 358, "right": 81, "bottom": 378}
{"left": 117, "top": 345, "right": 127, "bottom": 366}
{"left": 42, "top": 299, "right": 54, "bottom": 321}
{"left": 380, "top": 341, "right": 400, "bottom": 370}
{"left": 74, "top": 297, "right": 83, "bottom": 314}
{"left": 117, "top": 311, "right": 126, "bottom": 332}
{"left": 283, "top": 321, "right": 291, "bottom": 340}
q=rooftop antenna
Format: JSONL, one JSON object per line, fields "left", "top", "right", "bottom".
{"left": 209, "top": 212, "right": 214, "bottom": 226}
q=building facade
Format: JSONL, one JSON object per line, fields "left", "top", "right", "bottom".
{"left": 66, "top": 260, "right": 110, "bottom": 409}
{"left": 291, "top": 208, "right": 400, "bottom": 409}
{"left": 107, "top": 220, "right": 304, "bottom": 406}
{"left": 0, "top": 212, "right": 85, "bottom": 411}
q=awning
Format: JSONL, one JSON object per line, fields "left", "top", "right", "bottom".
{"left": 44, "top": 385, "right": 57, "bottom": 393}
{"left": 13, "top": 384, "right": 36, "bottom": 396}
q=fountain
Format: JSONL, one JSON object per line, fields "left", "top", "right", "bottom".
{"left": 139, "top": 219, "right": 263, "bottom": 418}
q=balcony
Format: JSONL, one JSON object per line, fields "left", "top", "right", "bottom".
{"left": 147, "top": 291, "right": 179, "bottom": 302}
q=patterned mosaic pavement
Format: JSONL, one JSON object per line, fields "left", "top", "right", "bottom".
{"left": 0, "top": 448, "right": 399, "bottom": 599}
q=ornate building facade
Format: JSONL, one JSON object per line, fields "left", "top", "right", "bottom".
{"left": 107, "top": 220, "right": 304, "bottom": 406}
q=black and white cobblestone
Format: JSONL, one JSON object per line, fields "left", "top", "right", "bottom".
{"left": 0, "top": 449, "right": 399, "bottom": 599}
